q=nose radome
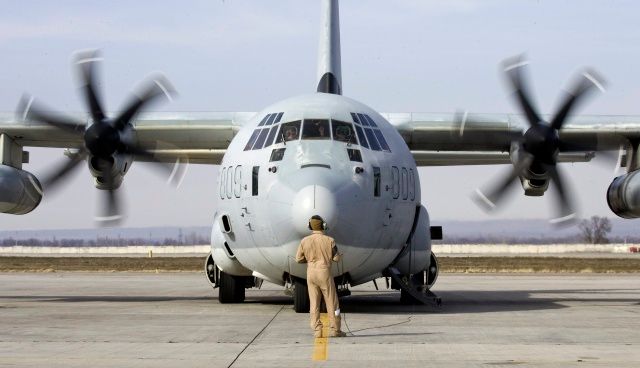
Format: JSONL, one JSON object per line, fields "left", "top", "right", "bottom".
{"left": 291, "top": 185, "right": 337, "bottom": 236}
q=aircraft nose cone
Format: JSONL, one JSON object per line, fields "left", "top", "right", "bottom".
{"left": 291, "top": 185, "right": 337, "bottom": 236}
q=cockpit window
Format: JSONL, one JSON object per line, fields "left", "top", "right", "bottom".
{"left": 347, "top": 148, "right": 362, "bottom": 162}
{"left": 251, "top": 128, "right": 270, "bottom": 150}
{"left": 350, "top": 113, "right": 360, "bottom": 125}
{"left": 357, "top": 113, "right": 370, "bottom": 127}
{"left": 354, "top": 125, "right": 369, "bottom": 149}
{"left": 373, "top": 129, "right": 390, "bottom": 151}
{"left": 265, "top": 113, "right": 277, "bottom": 126}
{"left": 264, "top": 125, "right": 279, "bottom": 148}
{"left": 364, "top": 128, "right": 381, "bottom": 151}
{"left": 302, "top": 119, "right": 330, "bottom": 140}
{"left": 363, "top": 114, "right": 378, "bottom": 127}
{"left": 274, "top": 112, "right": 284, "bottom": 124}
{"left": 244, "top": 129, "right": 261, "bottom": 151}
{"left": 270, "top": 148, "right": 286, "bottom": 162}
{"left": 258, "top": 114, "right": 271, "bottom": 127}
{"left": 350, "top": 112, "right": 391, "bottom": 152}
{"left": 275, "top": 120, "right": 301, "bottom": 143}
{"left": 331, "top": 120, "right": 357, "bottom": 144}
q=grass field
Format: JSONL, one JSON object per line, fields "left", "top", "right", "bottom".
{"left": 1, "top": 256, "right": 640, "bottom": 273}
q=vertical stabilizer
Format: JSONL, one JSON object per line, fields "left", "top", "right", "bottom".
{"left": 316, "top": 0, "right": 342, "bottom": 95}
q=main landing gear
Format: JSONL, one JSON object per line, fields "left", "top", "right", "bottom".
{"left": 293, "top": 279, "right": 310, "bottom": 313}
{"left": 219, "top": 271, "right": 246, "bottom": 303}
{"left": 289, "top": 277, "right": 350, "bottom": 313}
{"left": 204, "top": 253, "right": 256, "bottom": 304}
{"left": 387, "top": 266, "right": 442, "bottom": 308}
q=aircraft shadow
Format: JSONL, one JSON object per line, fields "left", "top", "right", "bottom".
{"left": 0, "top": 295, "right": 212, "bottom": 303}
{"left": 2, "top": 288, "right": 637, "bottom": 314}
{"left": 337, "top": 288, "right": 640, "bottom": 315}
{"left": 248, "top": 288, "right": 640, "bottom": 314}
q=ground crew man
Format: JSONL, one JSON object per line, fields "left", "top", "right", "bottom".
{"left": 295, "top": 215, "right": 346, "bottom": 338}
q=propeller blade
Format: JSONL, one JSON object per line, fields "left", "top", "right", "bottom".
{"left": 17, "top": 95, "right": 86, "bottom": 134}
{"left": 474, "top": 154, "right": 534, "bottom": 211}
{"left": 503, "top": 56, "right": 542, "bottom": 127}
{"left": 94, "top": 158, "right": 122, "bottom": 226}
{"left": 546, "top": 165, "right": 577, "bottom": 225}
{"left": 123, "top": 144, "right": 187, "bottom": 187}
{"left": 40, "top": 149, "right": 87, "bottom": 191}
{"left": 74, "top": 49, "right": 106, "bottom": 124}
{"left": 113, "top": 74, "right": 175, "bottom": 131}
{"left": 550, "top": 69, "right": 606, "bottom": 130}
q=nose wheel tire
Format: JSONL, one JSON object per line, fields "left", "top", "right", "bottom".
{"left": 293, "top": 278, "right": 310, "bottom": 313}
{"left": 218, "top": 271, "right": 245, "bottom": 303}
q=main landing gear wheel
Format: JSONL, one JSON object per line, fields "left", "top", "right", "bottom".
{"left": 293, "top": 279, "right": 310, "bottom": 313}
{"left": 218, "top": 271, "right": 245, "bottom": 303}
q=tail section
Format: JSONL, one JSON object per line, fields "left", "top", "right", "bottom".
{"left": 316, "top": 0, "right": 342, "bottom": 95}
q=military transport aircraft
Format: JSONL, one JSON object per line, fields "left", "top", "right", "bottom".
{"left": 1, "top": 0, "right": 639, "bottom": 311}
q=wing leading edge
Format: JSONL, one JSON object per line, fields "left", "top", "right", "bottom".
{"left": 4, "top": 111, "right": 640, "bottom": 167}
{"left": 0, "top": 111, "right": 254, "bottom": 165}
{"left": 385, "top": 112, "right": 640, "bottom": 166}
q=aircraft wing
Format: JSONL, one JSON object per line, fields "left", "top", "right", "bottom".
{"left": 0, "top": 112, "right": 255, "bottom": 165}
{"left": 385, "top": 112, "right": 640, "bottom": 166}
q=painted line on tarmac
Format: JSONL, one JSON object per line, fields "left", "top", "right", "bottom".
{"left": 312, "top": 313, "right": 330, "bottom": 361}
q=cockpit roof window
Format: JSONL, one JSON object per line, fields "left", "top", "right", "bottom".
{"left": 350, "top": 112, "right": 390, "bottom": 152}
{"left": 350, "top": 112, "right": 360, "bottom": 125}
{"left": 373, "top": 129, "right": 390, "bottom": 152}
{"left": 244, "top": 129, "right": 261, "bottom": 151}
{"left": 331, "top": 120, "right": 357, "bottom": 144}
{"left": 364, "top": 114, "right": 378, "bottom": 127}
{"left": 258, "top": 114, "right": 271, "bottom": 127}
{"left": 354, "top": 124, "right": 369, "bottom": 149}
{"left": 357, "top": 113, "right": 370, "bottom": 127}
{"left": 302, "top": 119, "right": 331, "bottom": 140}
{"left": 265, "top": 113, "right": 277, "bottom": 126}
{"left": 275, "top": 120, "right": 301, "bottom": 144}
{"left": 274, "top": 112, "right": 284, "bottom": 124}
{"left": 364, "top": 127, "right": 381, "bottom": 151}
{"left": 264, "top": 125, "right": 279, "bottom": 148}
{"left": 252, "top": 128, "right": 270, "bottom": 150}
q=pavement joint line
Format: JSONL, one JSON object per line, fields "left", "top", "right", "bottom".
{"left": 226, "top": 304, "right": 284, "bottom": 368}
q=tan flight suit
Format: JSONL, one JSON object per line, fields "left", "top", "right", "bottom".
{"left": 295, "top": 230, "right": 343, "bottom": 336}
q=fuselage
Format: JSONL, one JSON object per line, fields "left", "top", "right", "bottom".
{"left": 213, "top": 92, "right": 421, "bottom": 285}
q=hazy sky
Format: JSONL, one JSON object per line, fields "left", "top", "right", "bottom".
{"left": 1, "top": 0, "right": 639, "bottom": 230}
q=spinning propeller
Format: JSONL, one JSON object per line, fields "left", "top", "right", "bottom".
{"left": 473, "top": 56, "right": 606, "bottom": 225}
{"left": 18, "top": 50, "right": 182, "bottom": 226}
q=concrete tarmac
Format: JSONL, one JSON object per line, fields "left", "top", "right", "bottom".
{"left": 1, "top": 272, "right": 639, "bottom": 367}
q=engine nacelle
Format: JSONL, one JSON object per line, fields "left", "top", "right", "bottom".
{"left": 607, "top": 171, "right": 640, "bottom": 219}
{"left": 392, "top": 205, "right": 431, "bottom": 275}
{"left": 520, "top": 177, "right": 549, "bottom": 196}
{"left": 0, "top": 165, "right": 43, "bottom": 215}
{"left": 87, "top": 154, "right": 132, "bottom": 190}
{"left": 519, "top": 161, "right": 549, "bottom": 196}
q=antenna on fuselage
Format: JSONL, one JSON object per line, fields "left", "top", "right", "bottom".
{"left": 316, "top": 0, "right": 342, "bottom": 95}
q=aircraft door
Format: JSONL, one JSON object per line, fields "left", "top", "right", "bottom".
{"left": 240, "top": 165, "right": 260, "bottom": 231}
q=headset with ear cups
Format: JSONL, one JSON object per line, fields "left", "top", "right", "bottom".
{"left": 308, "top": 215, "right": 327, "bottom": 231}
